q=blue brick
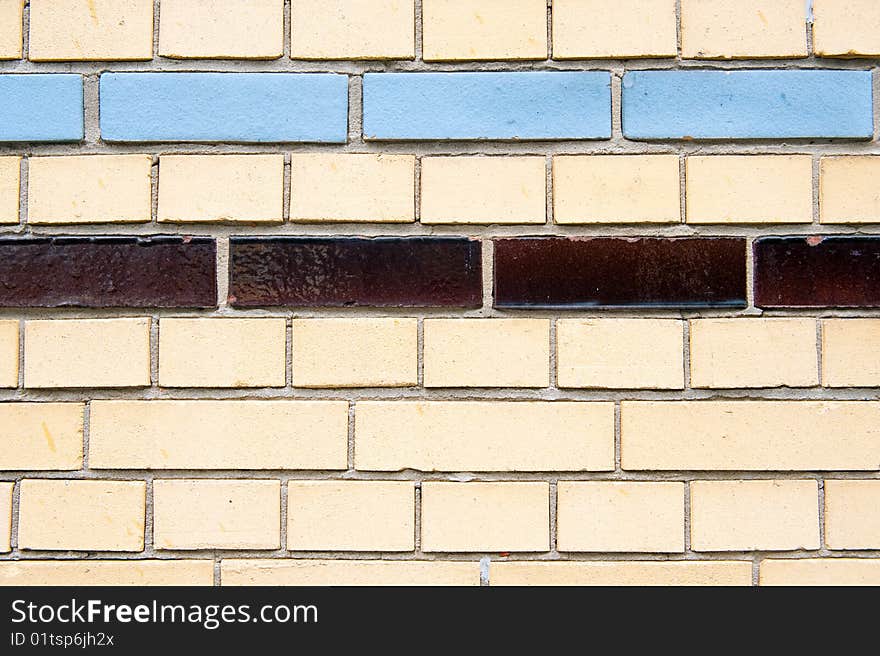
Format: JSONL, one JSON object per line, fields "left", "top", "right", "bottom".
{"left": 100, "top": 73, "right": 349, "bottom": 143}
{"left": 0, "top": 74, "right": 83, "bottom": 142}
{"left": 363, "top": 72, "right": 611, "bottom": 141}
{"left": 623, "top": 70, "right": 874, "bottom": 140}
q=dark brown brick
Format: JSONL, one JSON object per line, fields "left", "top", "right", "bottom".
{"left": 755, "top": 237, "right": 880, "bottom": 308}
{"left": 493, "top": 237, "right": 747, "bottom": 308}
{"left": 229, "top": 237, "right": 482, "bottom": 308}
{"left": 0, "top": 237, "right": 216, "bottom": 308}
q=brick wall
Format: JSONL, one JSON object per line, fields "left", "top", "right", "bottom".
{"left": 0, "top": 0, "right": 878, "bottom": 587}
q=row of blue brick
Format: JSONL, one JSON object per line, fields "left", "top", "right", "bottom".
{"left": 0, "top": 70, "right": 873, "bottom": 142}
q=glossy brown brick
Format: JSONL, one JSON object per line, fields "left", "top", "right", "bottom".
{"left": 229, "top": 237, "right": 482, "bottom": 308}
{"left": 755, "top": 237, "right": 880, "bottom": 308}
{"left": 0, "top": 237, "right": 216, "bottom": 308}
{"left": 494, "top": 237, "right": 747, "bottom": 308}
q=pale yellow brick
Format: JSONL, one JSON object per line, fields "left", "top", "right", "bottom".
{"left": 813, "top": 0, "right": 880, "bottom": 57}
{"left": 824, "top": 480, "right": 880, "bottom": 550}
{"left": 491, "top": 561, "right": 752, "bottom": 586}
{"left": 292, "top": 318, "right": 417, "bottom": 388}
{"left": 557, "top": 482, "right": 684, "bottom": 553}
{"left": 0, "top": 482, "right": 11, "bottom": 552}
{"left": 691, "top": 480, "right": 819, "bottom": 552}
{"left": 421, "top": 482, "right": 549, "bottom": 552}
{"left": 290, "top": 154, "right": 414, "bottom": 223}
{"left": 556, "top": 319, "right": 684, "bottom": 389}
{"left": 222, "top": 560, "right": 480, "bottom": 586}
{"left": 686, "top": 156, "right": 812, "bottom": 224}
{"left": 820, "top": 157, "right": 880, "bottom": 223}
{"left": 689, "top": 319, "right": 818, "bottom": 389}
{"left": 0, "top": 320, "right": 18, "bottom": 388}
{"left": 622, "top": 401, "right": 880, "bottom": 471}
{"left": 287, "top": 481, "right": 414, "bottom": 551}
{"left": 0, "top": 156, "right": 20, "bottom": 223}
{"left": 0, "top": 0, "right": 22, "bottom": 59}
{"left": 423, "top": 0, "right": 546, "bottom": 61}
{"left": 355, "top": 401, "right": 614, "bottom": 472}
{"left": 154, "top": 479, "right": 280, "bottom": 550}
{"left": 553, "top": 155, "right": 680, "bottom": 224}
{"left": 89, "top": 400, "right": 348, "bottom": 470}
{"left": 19, "top": 479, "right": 145, "bottom": 552}
{"left": 423, "top": 319, "right": 549, "bottom": 388}
{"left": 28, "top": 155, "right": 152, "bottom": 225}
{"left": 681, "top": 0, "right": 807, "bottom": 59}
{"left": 0, "top": 560, "right": 214, "bottom": 586}
{"left": 291, "top": 0, "right": 414, "bottom": 60}
{"left": 29, "top": 0, "right": 153, "bottom": 61}
{"left": 761, "top": 558, "right": 880, "bottom": 586}
{"left": 159, "top": 0, "right": 283, "bottom": 59}
{"left": 822, "top": 320, "right": 880, "bottom": 387}
{"left": 159, "top": 318, "right": 286, "bottom": 388}
{"left": 158, "top": 155, "right": 283, "bottom": 224}
{"left": 552, "top": 0, "right": 677, "bottom": 59}
{"left": 420, "top": 157, "right": 546, "bottom": 225}
{"left": 0, "top": 403, "right": 83, "bottom": 470}
{"left": 24, "top": 318, "right": 150, "bottom": 389}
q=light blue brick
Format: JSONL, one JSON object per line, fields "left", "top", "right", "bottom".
{"left": 363, "top": 72, "right": 611, "bottom": 141}
{"left": 0, "top": 74, "right": 83, "bottom": 142}
{"left": 622, "top": 70, "right": 874, "bottom": 140}
{"left": 100, "top": 73, "right": 349, "bottom": 143}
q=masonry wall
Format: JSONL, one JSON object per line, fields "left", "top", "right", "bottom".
{"left": 0, "top": 0, "right": 878, "bottom": 587}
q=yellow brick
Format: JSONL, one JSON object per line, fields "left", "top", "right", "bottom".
{"left": 159, "top": 0, "right": 283, "bottom": 59}
{"left": 0, "top": 320, "right": 18, "bottom": 388}
{"left": 552, "top": 0, "right": 677, "bottom": 59}
{"left": 423, "top": 0, "right": 547, "bottom": 61}
{"left": 0, "top": 560, "right": 214, "bottom": 586}
{"left": 491, "top": 561, "right": 752, "bottom": 586}
{"left": 159, "top": 318, "right": 286, "bottom": 388}
{"left": 420, "top": 156, "right": 546, "bottom": 225}
{"left": 760, "top": 558, "right": 880, "bottom": 586}
{"left": 557, "top": 482, "right": 684, "bottom": 553}
{"left": 423, "top": 319, "right": 549, "bottom": 388}
{"left": 24, "top": 318, "right": 150, "bottom": 389}
{"left": 681, "top": 0, "right": 807, "bottom": 59}
{"left": 154, "top": 479, "right": 280, "bottom": 550}
{"left": 556, "top": 319, "right": 684, "bottom": 390}
{"left": 28, "top": 155, "right": 152, "bottom": 225}
{"left": 553, "top": 155, "right": 680, "bottom": 224}
{"left": 813, "top": 0, "right": 880, "bottom": 57}
{"left": 290, "top": 154, "right": 414, "bottom": 223}
{"left": 355, "top": 401, "right": 614, "bottom": 472}
{"left": 29, "top": 0, "right": 153, "bottom": 61}
{"left": 287, "top": 481, "right": 414, "bottom": 551}
{"left": 689, "top": 319, "right": 818, "bottom": 389}
{"left": 691, "top": 480, "right": 819, "bottom": 552}
{"left": 158, "top": 155, "right": 283, "bottom": 224}
{"left": 822, "top": 320, "right": 880, "bottom": 387}
{"left": 0, "top": 156, "right": 20, "bottom": 223}
{"left": 222, "top": 560, "right": 480, "bottom": 586}
{"left": 820, "top": 157, "right": 880, "bottom": 223}
{"left": 0, "top": 0, "right": 22, "bottom": 59}
{"left": 89, "top": 400, "right": 347, "bottom": 470}
{"left": 622, "top": 401, "right": 880, "bottom": 471}
{"left": 0, "top": 482, "right": 11, "bottom": 552}
{"left": 291, "top": 0, "right": 414, "bottom": 59}
{"left": 19, "top": 479, "right": 145, "bottom": 552}
{"left": 422, "top": 482, "right": 549, "bottom": 552}
{"left": 686, "top": 156, "right": 812, "bottom": 224}
{"left": 292, "top": 318, "right": 417, "bottom": 388}
{"left": 824, "top": 480, "right": 880, "bottom": 550}
{"left": 0, "top": 403, "right": 83, "bottom": 470}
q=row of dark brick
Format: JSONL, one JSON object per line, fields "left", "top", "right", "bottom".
{"left": 0, "top": 236, "right": 876, "bottom": 309}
